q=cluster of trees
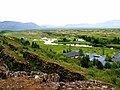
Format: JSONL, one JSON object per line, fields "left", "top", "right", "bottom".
{"left": 79, "top": 54, "right": 117, "bottom": 69}
{"left": 79, "top": 55, "right": 120, "bottom": 70}
{"left": 58, "top": 38, "right": 78, "bottom": 42}
{"left": 78, "top": 35, "right": 109, "bottom": 45}
{"left": 63, "top": 47, "right": 72, "bottom": 53}
{"left": 20, "top": 38, "right": 40, "bottom": 49}
{"left": 31, "top": 42, "right": 40, "bottom": 48}
{"left": 104, "top": 61, "right": 120, "bottom": 69}
{"left": 20, "top": 38, "right": 30, "bottom": 46}
{"left": 58, "top": 38, "right": 70, "bottom": 42}
{"left": 73, "top": 38, "right": 76, "bottom": 41}
{"left": 78, "top": 49, "right": 120, "bottom": 70}
{"left": 63, "top": 48, "right": 104, "bottom": 69}
{"left": 111, "top": 37, "right": 120, "bottom": 44}
{"left": 63, "top": 49, "right": 69, "bottom": 53}
{"left": 78, "top": 35, "right": 120, "bottom": 45}
{"left": 78, "top": 53, "right": 104, "bottom": 69}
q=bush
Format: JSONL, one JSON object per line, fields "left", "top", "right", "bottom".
{"left": 111, "top": 61, "right": 120, "bottom": 69}
{"left": 104, "top": 62, "right": 111, "bottom": 69}
{"left": 93, "top": 59, "right": 103, "bottom": 69}
{"left": 80, "top": 55, "right": 90, "bottom": 68}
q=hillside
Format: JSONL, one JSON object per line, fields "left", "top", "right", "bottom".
{"left": 0, "top": 21, "right": 41, "bottom": 30}
{"left": 0, "top": 35, "right": 84, "bottom": 81}
{"left": 0, "top": 33, "right": 118, "bottom": 90}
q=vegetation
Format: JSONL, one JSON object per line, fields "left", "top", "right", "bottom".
{"left": 1, "top": 29, "right": 120, "bottom": 89}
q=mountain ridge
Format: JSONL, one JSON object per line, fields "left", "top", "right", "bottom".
{"left": 0, "top": 20, "right": 120, "bottom": 30}
{"left": 65, "top": 20, "right": 120, "bottom": 28}
{"left": 0, "top": 21, "right": 42, "bottom": 30}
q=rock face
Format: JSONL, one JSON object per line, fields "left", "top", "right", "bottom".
{"left": 1, "top": 71, "right": 60, "bottom": 83}
{"left": 0, "top": 49, "right": 31, "bottom": 71}
{"left": 23, "top": 51, "right": 85, "bottom": 82}
{"left": 0, "top": 77, "right": 116, "bottom": 90}
{"left": 0, "top": 71, "right": 116, "bottom": 90}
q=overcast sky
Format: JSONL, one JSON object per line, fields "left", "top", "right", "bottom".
{"left": 0, "top": 0, "right": 120, "bottom": 26}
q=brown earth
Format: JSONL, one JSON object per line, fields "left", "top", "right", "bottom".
{"left": 0, "top": 77, "right": 116, "bottom": 90}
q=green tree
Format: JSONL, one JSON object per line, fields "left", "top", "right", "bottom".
{"left": 25, "top": 40, "right": 30, "bottom": 45}
{"left": 32, "top": 42, "right": 35, "bottom": 48}
{"left": 97, "top": 60, "right": 103, "bottom": 69}
{"left": 73, "top": 38, "right": 76, "bottom": 41}
{"left": 81, "top": 55, "right": 90, "bottom": 68}
{"left": 93, "top": 59, "right": 103, "bottom": 69}
{"left": 63, "top": 50, "right": 66, "bottom": 53}
{"left": 93, "top": 59, "right": 98, "bottom": 66}
{"left": 21, "top": 37, "right": 24, "bottom": 41}
{"left": 104, "top": 61, "right": 111, "bottom": 69}
{"left": 111, "top": 61, "right": 119, "bottom": 69}
{"left": 63, "top": 38, "right": 67, "bottom": 42}
{"left": 31, "top": 42, "right": 40, "bottom": 48}
{"left": 50, "top": 49, "right": 52, "bottom": 52}
{"left": 93, "top": 38, "right": 99, "bottom": 44}
{"left": 79, "top": 49, "right": 84, "bottom": 56}
{"left": 106, "top": 53, "right": 112, "bottom": 62}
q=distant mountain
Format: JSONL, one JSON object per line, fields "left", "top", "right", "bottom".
{"left": 65, "top": 20, "right": 120, "bottom": 28}
{"left": 1, "top": 20, "right": 120, "bottom": 30}
{"left": 0, "top": 21, "right": 43, "bottom": 30}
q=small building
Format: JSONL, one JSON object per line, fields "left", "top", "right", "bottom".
{"left": 112, "top": 52, "right": 120, "bottom": 61}
{"left": 65, "top": 51, "right": 80, "bottom": 58}
{"left": 85, "top": 53, "right": 106, "bottom": 65}
{"left": 65, "top": 51, "right": 106, "bottom": 65}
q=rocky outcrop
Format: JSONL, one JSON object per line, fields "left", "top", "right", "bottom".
{"left": 23, "top": 51, "right": 85, "bottom": 82}
{"left": 0, "top": 70, "right": 116, "bottom": 90}
{"left": 1, "top": 71, "right": 60, "bottom": 83}
{"left": 0, "top": 77, "right": 116, "bottom": 90}
{"left": 0, "top": 49, "right": 31, "bottom": 71}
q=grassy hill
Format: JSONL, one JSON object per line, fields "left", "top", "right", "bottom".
{"left": 0, "top": 35, "right": 85, "bottom": 82}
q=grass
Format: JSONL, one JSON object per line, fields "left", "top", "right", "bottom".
{"left": 1, "top": 29, "right": 120, "bottom": 89}
{"left": 86, "top": 67, "right": 120, "bottom": 89}
{"left": 54, "top": 40, "right": 91, "bottom": 45}
{"left": 3, "top": 31, "right": 119, "bottom": 57}
{"left": 37, "top": 43, "right": 118, "bottom": 56}
{"left": 107, "top": 44, "right": 120, "bottom": 48}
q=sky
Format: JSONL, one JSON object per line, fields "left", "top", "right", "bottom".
{"left": 0, "top": 0, "right": 120, "bottom": 26}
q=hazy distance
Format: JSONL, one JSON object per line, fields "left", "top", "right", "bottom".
{"left": 0, "top": 0, "right": 120, "bottom": 26}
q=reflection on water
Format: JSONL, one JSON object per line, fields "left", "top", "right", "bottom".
{"left": 41, "top": 37, "right": 92, "bottom": 47}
